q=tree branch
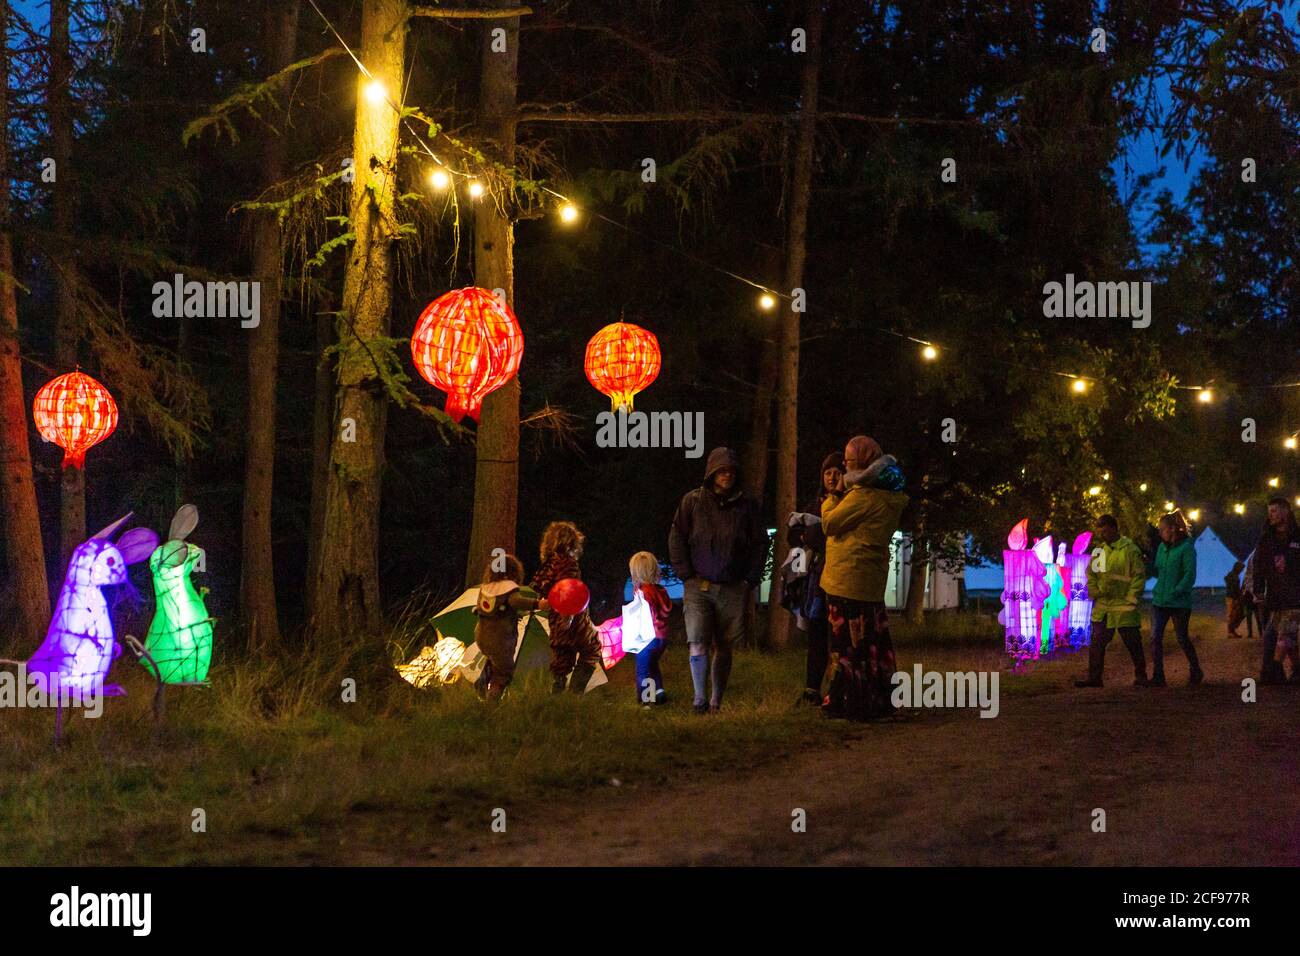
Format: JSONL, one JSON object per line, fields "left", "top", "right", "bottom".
{"left": 515, "top": 109, "right": 982, "bottom": 127}
{"left": 410, "top": 5, "right": 532, "bottom": 19}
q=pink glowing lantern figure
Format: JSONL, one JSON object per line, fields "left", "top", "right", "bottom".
{"left": 1061, "top": 532, "right": 1094, "bottom": 648}
{"left": 25, "top": 514, "right": 159, "bottom": 696}
{"left": 999, "top": 519, "right": 1050, "bottom": 660}
{"left": 597, "top": 617, "right": 625, "bottom": 670}
{"left": 1035, "top": 536, "right": 1066, "bottom": 655}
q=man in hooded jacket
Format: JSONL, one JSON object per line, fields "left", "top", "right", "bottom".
{"left": 669, "top": 447, "right": 767, "bottom": 713}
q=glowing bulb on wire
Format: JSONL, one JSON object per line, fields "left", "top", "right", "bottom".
{"left": 758, "top": 293, "right": 776, "bottom": 311}
{"left": 1197, "top": 388, "right": 1213, "bottom": 403}
{"left": 468, "top": 181, "right": 484, "bottom": 199}
{"left": 1071, "top": 378, "right": 1087, "bottom": 394}
{"left": 1188, "top": 508, "right": 1200, "bottom": 522}
{"left": 1234, "top": 503, "right": 1245, "bottom": 515}
{"left": 922, "top": 345, "right": 938, "bottom": 361}
{"left": 1286, "top": 436, "right": 1297, "bottom": 450}
{"left": 1269, "top": 477, "right": 1280, "bottom": 488}
{"left": 559, "top": 203, "right": 579, "bottom": 223}
{"left": 1164, "top": 501, "right": 1175, "bottom": 512}
{"left": 363, "top": 79, "right": 387, "bottom": 105}
{"left": 1139, "top": 482, "right": 1148, "bottom": 492}
{"left": 429, "top": 168, "right": 450, "bottom": 191}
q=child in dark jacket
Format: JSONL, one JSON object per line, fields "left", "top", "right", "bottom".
{"left": 473, "top": 553, "right": 547, "bottom": 702}
{"left": 629, "top": 551, "right": 672, "bottom": 705}
{"left": 531, "top": 521, "right": 603, "bottom": 693}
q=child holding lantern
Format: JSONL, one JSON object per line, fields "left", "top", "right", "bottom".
{"left": 531, "top": 521, "right": 603, "bottom": 693}
{"left": 628, "top": 551, "right": 673, "bottom": 705}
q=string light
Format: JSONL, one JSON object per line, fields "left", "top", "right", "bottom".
{"left": 1234, "top": 503, "right": 1245, "bottom": 514}
{"left": 1139, "top": 482, "right": 1148, "bottom": 492}
{"left": 1197, "top": 388, "right": 1213, "bottom": 403}
{"left": 1102, "top": 471, "right": 1110, "bottom": 481}
{"left": 558, "top": 202, "right": 579, "bottom": 223}
{"left": 1295, "top": 496, "right": 1300, "bottom": 507}
{"left": 1188, "top": 508, "right": 1200, "bottom": 521}
{"left": 1164, "top": 501, "right": 1175, "bottom": 511}
{"left": 1071, "top": 378, "right": 1088, "bottom": 394}
{"left": 1087, "top": 485, "right": 1102, "bottom": 496}
{"left": 429, "top": 168, "right": 450, "bottom": 191}
{"left": 467, "top": 181, "right": 484, "bottom": 199}
{"left": 1269, "top": 477, "right": 1280, "bottom": 488}
{"left": 922, "top": 344, "right": 938, "bottom": 361}
{"left": 758, "top": 293, "right": 776, "bottom": 311}
{"left": 1285, "top": 436, "right": 1297, "bottom": 450}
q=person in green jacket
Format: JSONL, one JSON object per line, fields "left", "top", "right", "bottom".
{"left": 819, "top": 435, "right": 909, "bottom": 719}
{"left": 1076, "top": 514, "right": 1150, "bottom": 687}
{"left": 1149, "top": 512, "right": 1203, "bottom": 686}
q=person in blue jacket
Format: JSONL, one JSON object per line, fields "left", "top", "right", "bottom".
{"left": 1149, "top": 512, "right": 1203, "bottom": 686}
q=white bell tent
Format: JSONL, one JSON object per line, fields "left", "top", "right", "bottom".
{"left": 1143, "top": 526, "right": 1241, "bottom": 593}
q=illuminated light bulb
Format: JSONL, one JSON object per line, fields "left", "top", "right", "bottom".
{"left": 1234, "top": 503, "right": 1245, "bottom": 515}
{"left": 1164, "top": 501, "right": 1175, "bottom": 511}
{"left": 1197, "top": 388, "right": 1213, "bottom": 403}
{"left": 758, "top": 293, "right": 776, "bottom": 311}
{"left": 468, "top": 181, "right": 484, "bottom": 199}
{"left": 559, "top": 203, "right": 579, "bottom": 223}
{"left": 1188, "top": 508, "right": 1200, "bottom": 522}
{"left": 1102, "top": 471, "right": 1110, "bottom": 481}
{"left": 922, "top": 344, "right": 938, "bottom": 361}
{"left": 363, "top": 79, "right": 387, "bottom": 105}
{"left": 1139, "top": 482, "right": 1148, "bottom": 492}
{"left": 1285, "top": 436, "right": 1297, "bottom": 450}
{"left": 1072, "top": 378, "right": 1087, "bottom": 394}
{"left": 1295, "top": 496, "right": 1300, "bottom": 508}
{"left": 429, "top": 168, "right": 450, "bottom": 191}
{"left": 1087, "top": 486, "right": 1102, "bottom": 496}
{"left": 1269, "top": 477, "right": 1280, "bottom": 488}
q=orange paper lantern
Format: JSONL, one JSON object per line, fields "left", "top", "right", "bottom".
{"left": 410, "top": 287, "right": 524, "bottom": 423}
{"left": 32, "top": 371, "right": 118, "bottom": 469}
{"left": 584, "top": 321, "right": 661, "bottom": 412}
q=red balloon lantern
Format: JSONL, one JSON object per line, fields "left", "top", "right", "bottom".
{"left": 32, "top": 371, "right": 118, "bottom": 469}
{"left": 547, "top": 578, "right": 590, "bottom": 616}
{"left": 583, "top": 321, "right": 661, "bottom": 412}
{"left": 410, "top": 287, "right": 524, "bottom": 423}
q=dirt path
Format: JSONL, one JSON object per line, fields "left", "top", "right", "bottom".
{"left": 406, "top": 633, "right": 1300, "bottom": 866}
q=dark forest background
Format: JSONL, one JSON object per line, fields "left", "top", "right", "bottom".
{"left": 2, "top": 0, "right": 1299, "bottom": 650}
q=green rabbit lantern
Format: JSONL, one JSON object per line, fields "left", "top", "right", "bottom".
{"left": 141, "top": 505, "right": 214, "bottom": 684}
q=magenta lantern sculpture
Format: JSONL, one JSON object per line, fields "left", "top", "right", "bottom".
{"left": 1062, "top": 531, "right": 1094, "bottom": 649}
{"left": 999, "top": 519, "right": 1050, "bottom": 661}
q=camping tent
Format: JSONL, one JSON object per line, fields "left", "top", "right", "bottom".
{"left": 424, "top": 588, "right": 608, "bottom": 693}
{"left": 886, "top": 532, "right": 960, "bottom": 610}
{"left": 1143, "top": 526, "right": 1240, "bottom": 593}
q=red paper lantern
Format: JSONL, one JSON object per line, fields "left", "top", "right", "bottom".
{"left": 410, "top": 287, "right": 524, "bottom": 423}
{"left": 584, "top": 321, "right": 661, "bottom": 412}
{"left": 547, "top": 578, "right": 590, "bottom": 616}
{"left": 32, "top": 371, "right": 118, "bottom": 469}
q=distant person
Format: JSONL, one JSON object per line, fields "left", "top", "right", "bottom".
{"left": 473, "top": 554, "right": 547, "bottom": 702}
{"left": 1224, "top": 560, "right": 1246, "bottom": 639}
{"left": 1077, "top": 514, "right": 1149, "bottom": 687}
{"left": 531, "top": 521, "right": 602, "bottom": 694}
{"left": 1149, "top": 512, "right": 1203, "bottom": 686}
{"left": 668, "top": 447, "right": 767, "bottom": 714}
{"left": 628, "top": 550, "right": 672, "bottom": 706}
{"left": 819, "top": 435, "right": 909, "bottom": 720}
{"left": 784, "top": 451, "right": 842, "bottom": 706}
{"left": 1251, "top": 497, "right": 1300, "bottom": 684}
{"left": 1243, "top": 547, "right": 1266, "bottom": 638}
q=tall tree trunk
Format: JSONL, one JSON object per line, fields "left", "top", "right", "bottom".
{"left": 904, "top": 481, "right": 929, "bottom": 625}
{"left": 306, "top": 309, "right": 334, "bottom": 612}
{"left": 464, "top": 0, "right": 521, "bottom": 586}
{"left": 768, "top": 0, "right": 823, "bottom": 649}
{"left": 50, "top": 0, "right": 83, "bottom": 568}
{"left": 0, "top": 0, "right": 50, "bottom": 650}
{"left": 310, "top": 0, "right": 406, "bottom": 640}
{"left": 742, "top": 244, "right": 782, "bottom": 504}
{"left": 240, "top": 0, "right": 299, "bottom": 647}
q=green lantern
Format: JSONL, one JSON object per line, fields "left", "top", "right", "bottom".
{"left": 141, "top": 505, "right": 214, "bottom": 684}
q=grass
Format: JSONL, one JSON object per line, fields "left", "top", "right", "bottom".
{"left": 0, "top": 603, "right": 1034, "bottom": 866}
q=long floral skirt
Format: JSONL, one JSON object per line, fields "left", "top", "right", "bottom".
{"left": 823, "top": 596, "right": 896, "bottom": 721}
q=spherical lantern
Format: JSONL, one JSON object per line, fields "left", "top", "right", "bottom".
{"left": 410, "top": 287, "right": 524, "bottom": 423}
{"left": 584, "top": 321, "right": 661, "bottom": 412}
{"left": 32, "top": 371, "right": 118, "bottom": 469}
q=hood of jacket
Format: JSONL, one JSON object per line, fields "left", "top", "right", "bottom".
{"left": 703, "top": 446, "right": 740, "bottom": 484}
{"left": 844, "top": 454, "right": 904, "bottom": 492}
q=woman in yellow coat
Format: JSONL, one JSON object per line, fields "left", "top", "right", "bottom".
{"left": 819, "top": 435, "right": 909, "bottom": 720}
